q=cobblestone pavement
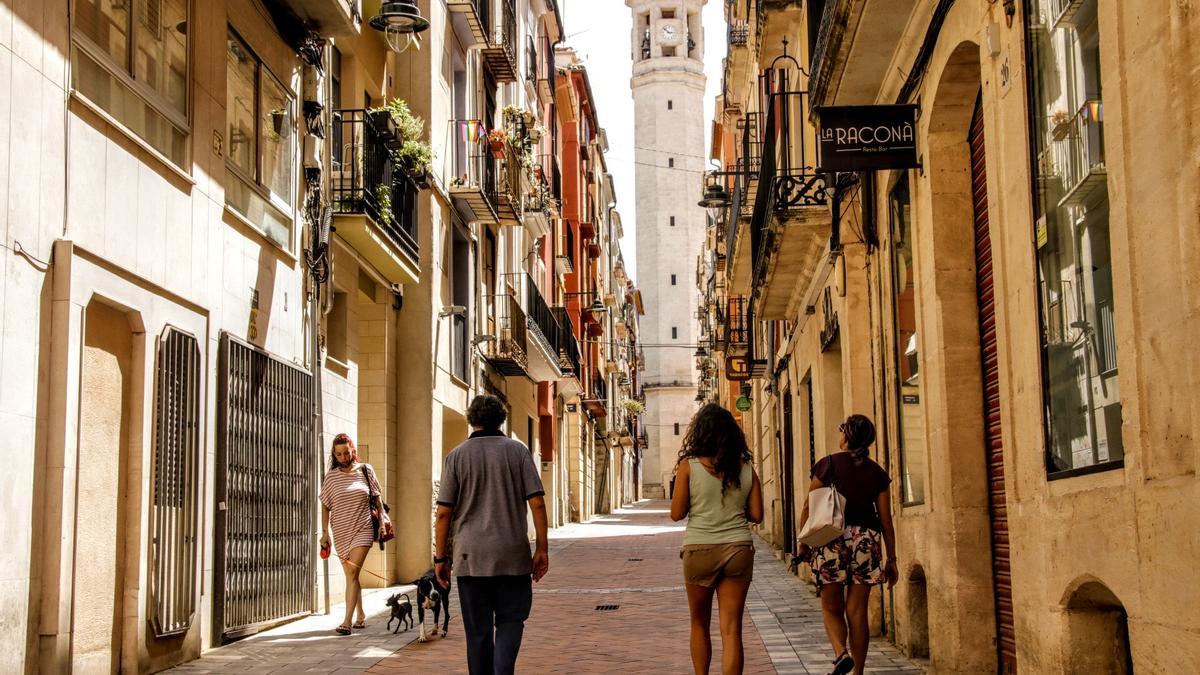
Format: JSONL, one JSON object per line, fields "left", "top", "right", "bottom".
{"left": 168, "top": 501, "right": 924, "bottom": 674}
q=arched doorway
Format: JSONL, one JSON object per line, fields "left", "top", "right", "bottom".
{"left": 1062, "top": 579, "right": 1134, "bottom": 674}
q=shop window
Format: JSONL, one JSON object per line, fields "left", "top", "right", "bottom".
{"left": 225, "top": 29, "right": 297, "bottom": 249}
{"left": 889, "top": 174, "right": 926, "bottom": 505}
{"left": 71, "top": 0, "right": 189, "bottom": 165}
{"left": 1025, "top": 0, "right": 1123, "bottom": 476}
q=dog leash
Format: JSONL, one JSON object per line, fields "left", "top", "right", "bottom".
{"left": 327, "top": 548, "right": 393, "bottom": 584}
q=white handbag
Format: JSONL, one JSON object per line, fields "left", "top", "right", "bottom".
{"left": 797, "top": 478, "right": 846, "bottom": 547}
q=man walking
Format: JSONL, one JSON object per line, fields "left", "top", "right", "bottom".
{"left": 434, "top": 395, "right": 550, "bottom": 675}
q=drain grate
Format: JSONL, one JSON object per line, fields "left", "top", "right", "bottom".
{"left": 626, "top": 558, "right": 643, "bottom": 562}
{"left": 594, "top": 604, "right": 620, "bottom": 612}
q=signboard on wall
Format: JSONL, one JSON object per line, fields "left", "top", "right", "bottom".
{"left": 726, "top": 355, "right": 751, "bottom": 381}
{"left": 816, "top": 104, "right": 920, "bottom": 172}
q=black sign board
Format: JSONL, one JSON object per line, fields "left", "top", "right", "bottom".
{"left": 816, "top": 104, "right": 919, "bottom": 172}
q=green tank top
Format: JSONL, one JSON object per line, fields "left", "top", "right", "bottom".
{"left": 683, "top": 458, "right": 753, "bottom": 545}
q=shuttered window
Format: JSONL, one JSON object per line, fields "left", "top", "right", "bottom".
{"left": 150, "top": 327, "right": 202, "bottom": 636}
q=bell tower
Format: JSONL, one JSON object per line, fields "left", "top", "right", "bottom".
{"left": 626, "top": 0, "right": 707, "bottom": 498}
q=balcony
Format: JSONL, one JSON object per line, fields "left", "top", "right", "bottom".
{"left": 483, "top": 292, "right": 528, "bottom": 376}
{"left": 449, "top": 121, "right": 500, "bottom": 224}
{"left": 726, "top": 113, "right": 763, "bottom": 293}
{"left": 748, "top": 65, "right": 830, "bottom": 320}
{"left": 523, "top": 156, "right": 559, "bottom": 238}
{"left": 551, "top": 307, "right": 583, "bottom": 397}
{"left": 720, "top": 296, "right": 749, "bottom": 349}
{"left": 496, "top": 113, "right": 529, "bottom": 225}
{"left": 330, "top": 109, "right": 421, "bottom": 285}
{"left": 446, "top": 0, "right": 517, "bottom": 80}
{"left": 1056, "top": 100, "right": 1107, "bottom": 208}
{"left": 809, "top": 0, "right": 919, "bottom": 108}
{"left": 265, "top": 0, "right": 360, "bottom": 37}
{"left": 583, "top": 372, "right": 608, "bottom": 418}
{"left": 536, "top": 34, "right": 557, "bottom": 101}
{"left": 523, "top": 274, "right": 564, "bottom": 382}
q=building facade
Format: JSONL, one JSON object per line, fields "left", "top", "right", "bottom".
{"left": 702, "top": 0, "right": 1200, "bottom": 672}
{"left": 627, "top": 0, "right": 708, "bottom": 498}
{"left": 0, "top": 0, "right": 640, "bottom": 671}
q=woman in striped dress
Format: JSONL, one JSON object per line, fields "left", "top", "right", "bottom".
{"left": 320, "top": 433, "right": 381, "bottom": 635}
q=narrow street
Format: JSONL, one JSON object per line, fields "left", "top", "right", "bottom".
{"left": 170, "top": 502, "right": 922, "bottom": 674}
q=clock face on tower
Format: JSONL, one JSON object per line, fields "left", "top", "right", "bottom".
{"left": 660, "top": 24, "right": 678, "bottom": 43}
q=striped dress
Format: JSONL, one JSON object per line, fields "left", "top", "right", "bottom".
{"left": 321, "top": 464, "right": 380, "bottom": 556}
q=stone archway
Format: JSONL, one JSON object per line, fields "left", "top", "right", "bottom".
{"left": 915, "top": 38, "right": 1002, "bottom": 673}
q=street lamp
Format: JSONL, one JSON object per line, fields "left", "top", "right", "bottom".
{"left": 369, "top": 1, "right": 430, "bottom": 53}
{"left": 698, "top": 176, "right": 732, "bottom": 220}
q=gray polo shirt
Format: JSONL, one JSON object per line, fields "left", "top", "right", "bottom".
{"left": 437, "top": 431, "right": 545, "bottom": 577}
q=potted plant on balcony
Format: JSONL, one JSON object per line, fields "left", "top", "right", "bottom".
{"left": 488, "top": 128, "right": 508, "bottom": 159}
{"left": 374, "top": 183, "right": 393, "bottom": 226}
{"left": 372, "top": 98, "right": 436, "bottom": 185}
{"left": 622, "top": 399, "right": 645, "bottom": 417}
{"left": 366, "top": 108, "right": 398, "bottom": 143}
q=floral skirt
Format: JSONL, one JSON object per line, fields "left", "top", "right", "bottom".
{"left": 809, "top": 525, "right": 884, "bottom": 591}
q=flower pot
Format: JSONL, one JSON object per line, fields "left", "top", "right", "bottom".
{"left": 367, "top": 110, "right": 397, "bottom": 140}
{"left": 490, "top": 140, "right": 507, "bottom": 159}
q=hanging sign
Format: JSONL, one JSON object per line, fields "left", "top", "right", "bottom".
{"left": 816, "top": 104, "right": 919, "bottom": 172}
{"left": 735, "top": 395, "right": 753, "bottom": 412}
{"left": 726, "top": 355, "right": 751, "bottom": 382}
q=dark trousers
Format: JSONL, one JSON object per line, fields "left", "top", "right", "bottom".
{"left": 456, "top": 575, "right": 533, "bottom": 675}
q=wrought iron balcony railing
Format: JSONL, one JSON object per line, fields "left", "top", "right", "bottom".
{"left": 449, "top": 119, "right": 500, "bottom": 223}
{"left": 484, "top": 291, "right": 528, "bottom": 376}
{"left": 1056, "top": 99, "right": 1106, "bottom": 207}
{"left": 330, "top": 109, "right": 420, "bottom": 264}
{"left": 551, "top": 307, "right": 582, "bottom": 379}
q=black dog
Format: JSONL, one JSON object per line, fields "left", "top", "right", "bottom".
{"left": 385, "top": 592, "right": 413, "bottom": 634}
{"left": 414, "top": 570, "right": 451, "bottom": 641}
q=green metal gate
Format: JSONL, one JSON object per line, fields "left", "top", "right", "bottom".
{"left": 215, "top": 334, "right": 316, "bottom": 642}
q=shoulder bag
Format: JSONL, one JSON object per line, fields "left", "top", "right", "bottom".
{"left": 361, "top": 465, "right": 395, "bottom": 549}
{"left": 797, "top": 458, "right": 846, "bottom": 548}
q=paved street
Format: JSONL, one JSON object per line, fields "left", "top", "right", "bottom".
{"left": 169, "top": 502, "right": 922, "bottom": 674}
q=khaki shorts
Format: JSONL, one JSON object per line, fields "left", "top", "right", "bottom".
{"left": 681, "top": 543, "right": 755, "bottom": 587}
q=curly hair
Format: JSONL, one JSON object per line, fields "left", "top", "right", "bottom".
{"left": 677, "top": 403, "right": 752, "bottom": 495}
{"left": 467, "top": 395, "right": 507, "bottom": 431}
{"left": 329, "top": 432, "right": 358, "bottom": 471}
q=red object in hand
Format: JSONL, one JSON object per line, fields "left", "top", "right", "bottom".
{"left": 320, "top": 543, "right": 331, "bottom": 559}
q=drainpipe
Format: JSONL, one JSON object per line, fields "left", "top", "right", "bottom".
{"left": 300, "top": 49, "right": 331, "bottom": 616}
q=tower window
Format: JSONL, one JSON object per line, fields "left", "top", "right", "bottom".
{"left": 674, "top": 422, "right": 680, "bottom": 435}
{"left": 667, "top": 100, "right": 673, "bottom": 110}
{"left": 672, "top": 326, "right": 678, "bottom": 340}
{"left": 670, "top": 216, "right": 675, "bottom": 227}
{"left": 663, "top": 46, "right": 677, "bottom": 57}
{"left": 662, "top": 9, "right": 675, "bottom": 18}
{"left": 668, "top": 157, "right": 674, "bottom": 168}
{"left": 671, "top": 274, "right": 677, "bottom": 286}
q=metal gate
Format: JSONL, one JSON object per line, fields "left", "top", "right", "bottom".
{"left": 215, "top": 334, "right": 316, "bottom": 642}
{"left": 970, "top": 95, "right": 1016, "bottom": 673}
{"left": 150, "top": 327, "right": 202, "bottom": 636}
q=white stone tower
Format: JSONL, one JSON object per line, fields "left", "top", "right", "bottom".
{"left": 627, "top": 0, "right": 707, "bottom": 498}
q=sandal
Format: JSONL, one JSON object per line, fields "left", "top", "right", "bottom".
{"left": 335, "top": 625, "right": 352, "bottom": 636}
{"left": 352, "top": 620, "right": 366, "bottom": 629}
{"left": 829, "top": 650, "right": 855, "bottom": 675}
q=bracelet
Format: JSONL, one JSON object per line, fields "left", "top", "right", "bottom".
{"left": 433, "top": 555, "right": 450, "bottom": 564}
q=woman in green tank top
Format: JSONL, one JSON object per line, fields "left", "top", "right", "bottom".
{"left": 671, "top": 404, "right": 764, "bottom": 675}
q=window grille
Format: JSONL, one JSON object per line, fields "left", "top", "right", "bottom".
{"left": 215, "top": 334, "right": 316, "bottom": 641}
{"left": 150, "top": 327, "right": 202, "bottom": 636}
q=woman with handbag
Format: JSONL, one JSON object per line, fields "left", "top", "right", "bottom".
{"left": 797, "top": 414, "right": 898, "bottom": 675}
{"left": 320, "top": 433, "right": 386, "bottom": 635}
{"left": 670, "top": 404, "right": 764, "bottom": 675}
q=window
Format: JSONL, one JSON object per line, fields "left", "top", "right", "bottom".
{"left": 71, "top": 0, "right": 189, "bottom": 164}
{"left": 451, "top": 225, "right": 472, "bottom": 382}
{"left": 663, "top": 46, "right": 677, "bottom": 57}
{"left": 1025, "top": 0, "right": 1123, "bottom": 476}
{"left": 674, "top": 422, "right": 680, "bottom": 435}
{"left": 670, "top": 216, "right": 676, "bottom": 227}
{"left": 225, "top": 29, "right": 297, "bottom": 249}
{"left": 150, "top": 327, "right": 201, "bottom": 636}
{"left": 667, "top": 157, "right": 675, "bottom": 168}
{"left": 326, "top": 291, "right": 348, "bottom": 365}
{"left": 671, "top": 326, "right": 678, "bottom": 340}
{"left": 889, "top": 175, "right": 926, "bottom": 504}
{"left": 667, "top": 100, "right": 673, "bottom": 110}
{"left": 671, "top": 274, "right": 677, "bottom": 286}
{"left": 662, "top": 9, "right": 676, "bottom": 18}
